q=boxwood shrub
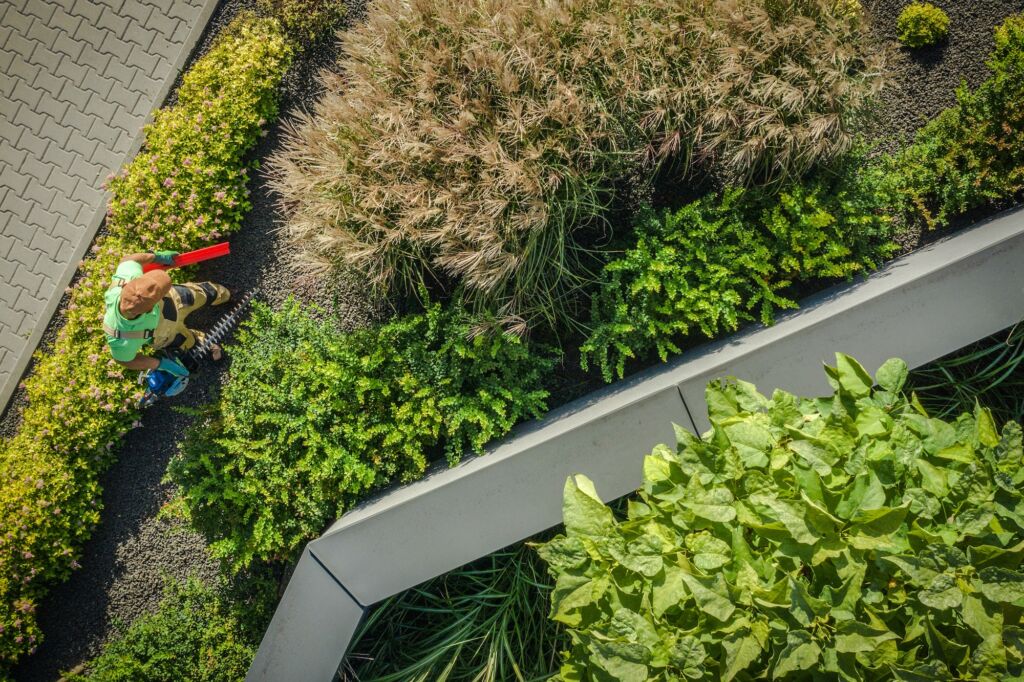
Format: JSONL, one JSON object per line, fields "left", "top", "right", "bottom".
{"left": 169, "top": 298, "right": 555, "bottom": 571}
{"left": 539, "top": 355, "right": 1024, "bottom": 680}
{"left": 581, "top": 160, "right": 896, "bottom": 382}
{"left": 0, "top": 18, "right": 290, "bottom": 669}
{"left": 893, "top": 14, "right": 1024, "bottom": 228}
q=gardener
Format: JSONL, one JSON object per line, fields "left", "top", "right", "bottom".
{"left": 103, "top": 251, "right": 231, "bottom": 375}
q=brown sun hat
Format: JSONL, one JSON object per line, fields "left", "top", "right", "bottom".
{"left": 120, "top": 269, "right": 171, "bottom": 315}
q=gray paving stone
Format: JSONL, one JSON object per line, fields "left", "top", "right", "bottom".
{"left": 20, "top": 155, "right": 54, "bottom": 185}
{"left": 30, "top": 227, "right": 64, "bottom": 259}
{"left": 0, "top": 48, "right": 15, "bottom": 73}
{"left": 12, "top": 105, "right": 44, "bottom": 136}
{"left": 4, "top": 191, "right": 32, "bottom": 221}
{"left": 0, "top": 114, "right": 23, "bottom": 147}
{"left": 11, "top": 76, "right": 44, "bottom": 109}
{"left": 14, "top": 287, "right": 46, "bottom": 318}
{"left": 46, "top": 168, "right": 80, "bottom": 198}
{"left": 27, "top": 42, "right": 63, "bottom": 72}
{"left": 0, "top": 165, "right": 31, "bottom": 195}
{"left": 51, "top": 28, "right": 85, "bottom": 62}
{"left": 34, "top": 69, "right": 71, "bottom": 101}
{"left": 40, "top": 115, "right": 74, "bottom": 147}
{"left": 9, "top": 242, "right": 41, "bottom": 272}
{"left": 23, "top": 0, "right": 57, "bottom": 24}
{"left": 69, "top": 0, "right": 104, "bottom": 25}
{"left": 0, "top": 233, "right": 15, "bottom": 258}
{"left": 27, "top": 202, "right": 60, "bottom": 231}
{"left": 2, "top": 6, "right": 35, "bottom": 35}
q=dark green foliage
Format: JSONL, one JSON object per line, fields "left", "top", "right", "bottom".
{"left": 169, "top": 299, "right": 554, "bottom": 571}
{"left": 344, "top": 543, "right": 565, "bottom": 682}
{"left": 896, "top": 2, "right": 950, "bottom": 48}
{"left": 65, "top": 576, "right": 274, "bottom": 681}
{"left": 581, "top": 162, "right": 895, "bottom": 381}
{"left": 909, "top": 325, "right": 1024, "bottom": 424}
{"left": 892, "top": 14, "right": 1024, "bottom": 228}
{"left": 539, "top": 355, "right": 1024, "bottom": 680}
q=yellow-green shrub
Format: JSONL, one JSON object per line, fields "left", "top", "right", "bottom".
{"left": 0, "top": 17, "right": 290, "bottom": 670}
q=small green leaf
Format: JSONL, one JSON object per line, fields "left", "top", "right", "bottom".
{"left": 975, "top": 402, "right": 1000, "bottom": 448}
{"left": 563, "top": 475, "right": 614, "bottom": 540}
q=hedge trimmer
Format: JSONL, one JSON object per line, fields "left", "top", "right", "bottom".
{"left": 138, "top": 290, "right": 254, "bottom": 408}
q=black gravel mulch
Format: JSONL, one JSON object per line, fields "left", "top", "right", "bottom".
{"left": 8, "top": 0, "right": 1024, "bottom": 679}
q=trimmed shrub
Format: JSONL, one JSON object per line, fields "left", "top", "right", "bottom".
{"left": 0, "top": 18, "right": 290, "bottom": 669}
{"left": 539, "top": 355, "right": 1024, "bottom": 680}
{"left": 169, "top": 298, "right": 555, "bottom": 571}
{"left": 897, "top": 2, "right": 950, "bottom": 48}
{"left": 65, "top": 577, "right": 274, "bottom": 681}
{"left": 892, "top": 14, "right": 1024, "bottom": 228}
{"left": 270, "top": 0, "right": 884, "bottom": 330}
{"left": 257, "top": 0, "right": 346, "bottom": 45}
{"left": 580, "top": 160, "right": 895, "bottom": 381}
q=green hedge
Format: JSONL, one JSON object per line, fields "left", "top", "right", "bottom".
{"left": 581, "top": 159, "right": 895, "bottom": 382}
{"left": 893, "top": 14, "right": 1024, "bottom": 228}
{"left": 169, "top": 298, "right": 555, "bottom": 571}
{"left": 540, "top": 355, "right": 1024, "bottom": 680}
{"left": 0, "top": 18, "right": 291, "bottom": 669}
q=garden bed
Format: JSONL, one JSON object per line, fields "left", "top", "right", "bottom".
{"left": 4, "top": 0, "right": 1024, "bottom": 679}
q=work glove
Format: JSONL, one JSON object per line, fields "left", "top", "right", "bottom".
{"left": 152, "top": 250, "right": 179, "bottom": 266}
{"left": 158, "top": 357, "right": 189, "bottom": 377}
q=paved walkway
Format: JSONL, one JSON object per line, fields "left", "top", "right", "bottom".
{"left": 0, "top": 0, "right": 217, "bottom": 412}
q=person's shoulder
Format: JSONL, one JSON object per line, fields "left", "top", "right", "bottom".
{"left": 114, "top": 260, "right": 143, "bottom": 282}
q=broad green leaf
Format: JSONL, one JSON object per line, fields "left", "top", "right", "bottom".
{"left": 918, "top": 573, "right": 963, "bottom": 611}
{"left": 915, "top": 459, "right": 948, "bottom": 497}
{"left": 875, "top": 358, "right": 908, "bottom": 393}
{"left": 978, "top": 566, "right": 1024, "bottom": 604}
{"left": 789, "top": 578, "right": 829, "bottom": 627}
{"left": 834, "top": 620, "right": 900, "bottom": 653}
{"left": 882, "top": 555, "right": 940, "bottom": 585}
{"left": 683, "top": 487, "right": 737, "bottom": 523}
{"left": 749, "top": 494, "right": 819, "bottom": 545}
{"left": 773, "top": 630, "right": 821, "bottom": 679}
{"left": 551, "top": 571, "right": 603, "bottom": 626}
{"left": 902, "top": 487, "right": 942, "bottom": 519}
{"left": 588, "top": 639, "right": 649, "bottom": 682}
{"left": 849, "top": 505, "right": 908, "bottom": 536}
{"left": 836, "top": 471, "right": 886, "bottom": 519}
{"left": 563, "top": 475, "right": 615, "bottom": 540}
{"left": 835, "top": 353, "right": 873, "bottom": 398}
{"left": 962, "top": 594, "right": 1000, "bottom": 639}
{"left": 652, "top": 564, "right": 687, "bottom": 618}
{"left": 788, "top": 439, "right": 836, "bottom": 477}
{"left": 891, "top": 661, "right": 954, "bottom": 681}
{"left": 706, "top": 382, "right": 740, "bottom": 419}
{"left": 686, "top": 531, "right": 731, "bottom": 571}
{"left": 721, "top": 631, "right": 763, "bottom": 682}
{"left": 680, "top": 571, "right": 736, "bottom": 622}
{"left": 670, "top": 635, "right": 707, "bottom": 680}
{"left": 724, "top": 419, "right": 774, "bottom": 468}
{"left": 611, "top": 608, "right": 660, "bottom": 649}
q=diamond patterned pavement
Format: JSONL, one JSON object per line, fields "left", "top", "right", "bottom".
{"left": 0, "top": 0, "right": 217, "bottom": 412}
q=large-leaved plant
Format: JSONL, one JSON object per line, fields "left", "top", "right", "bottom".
{"left": 539, "top": 355, "right": 1024, "bottom": 680}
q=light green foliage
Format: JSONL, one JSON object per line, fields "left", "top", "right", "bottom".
{"left": 0, "top": 18, "right": 290, "bottom": 669}
{"left": 65, "top": 576, "right": 274, "bottom": 681}
{"left": 892, "top": 14, "right": 1024, "bottom": 228}
{"left": 897, "top": 3, "right": 950, "bottom": 48}
{"left": 539, "top": 355, "right": 1024, "bottom": 681}
{"left": 581, "top": 163, "right": 895, "bottom": 381}
{"left": 170, "top": 298, "right": 554, "bottom": 571}
{"left": 257, "top": 0, "right": 346, "bottom": 45}
{"left": 272, "top": 0, "right": 884, "bottom": 330}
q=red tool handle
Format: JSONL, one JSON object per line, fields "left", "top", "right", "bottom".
{"left": 142, "top": 242, "right": 230, "bottom": 272}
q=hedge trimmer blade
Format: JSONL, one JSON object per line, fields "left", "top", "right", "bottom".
{"left": 137, "top": 291, "right": 255, "bottom": 408}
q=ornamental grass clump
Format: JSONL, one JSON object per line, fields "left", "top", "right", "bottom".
{"left": 271, "top": 0, "right": 884, "bottom": 330}
{"left": 0, "top": 18, "right": 290, "bottom": 669}
{"left": 539, "top": 355, "right": 1024, "bottom": 680}
{"left": 896, "top": 2, "right": 950, "bottom": 48}
{"left": 892, "top": 14, "right": 1024, "bottom": 228}
{"left": 170, "top": 298, "right": 554, "bottom": 571}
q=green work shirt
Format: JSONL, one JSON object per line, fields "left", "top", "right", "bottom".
{"left": 103, "top": 261, "right": 160, "bottom": 362}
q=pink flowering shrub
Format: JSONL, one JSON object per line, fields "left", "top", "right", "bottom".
{"left": 0, "top": 17, "right": 290, "bottom": 669}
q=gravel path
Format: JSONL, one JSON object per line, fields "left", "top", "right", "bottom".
{"left": 8, "top": 0, "right": 1024, "bottom": 679}
{"left": 10, "top": 1, "right": 375, "bottom": 679}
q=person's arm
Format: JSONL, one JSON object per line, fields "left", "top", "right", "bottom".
{"left": 121, "top": 253, "right": 156, "bottom": 265}
{"left": 115, "top": 354, "right": 160, "bottom": 371}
